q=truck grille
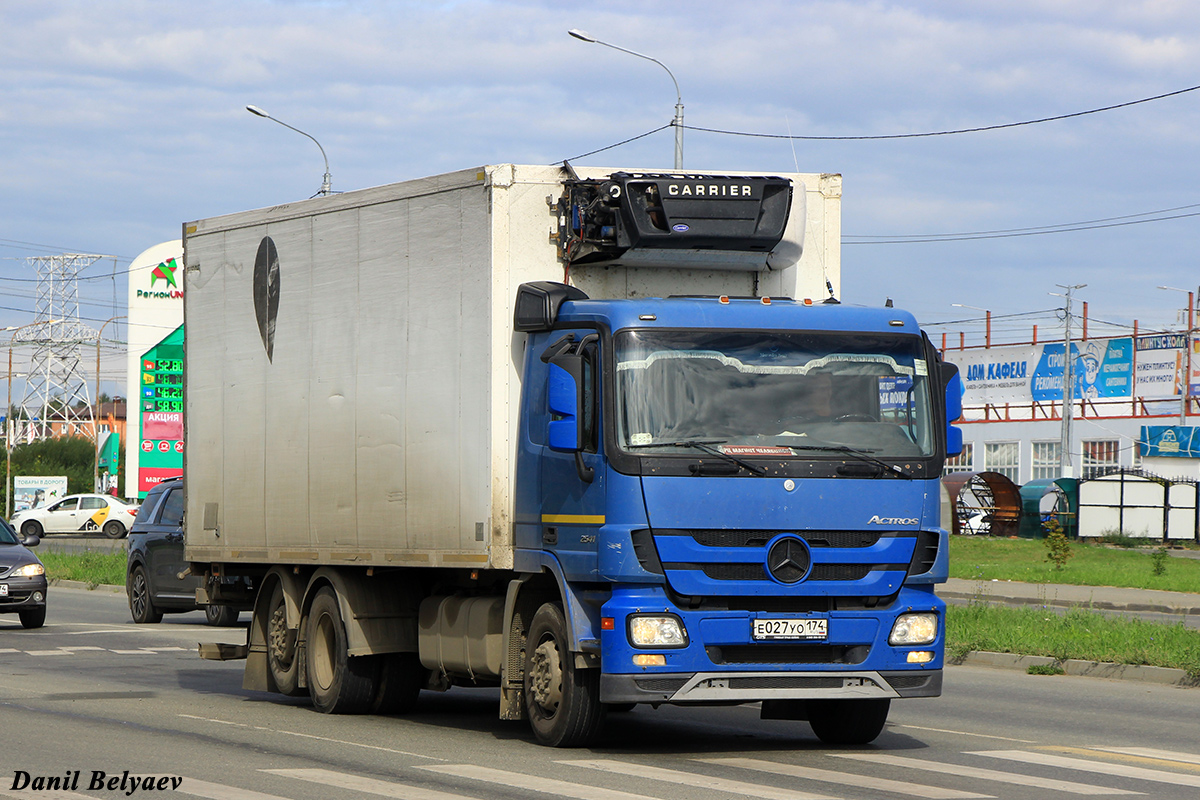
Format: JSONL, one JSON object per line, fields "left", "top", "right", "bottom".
{"left": 706, "top": 645, "right": 869, "bottom": 665}
{"left": 697, "top": 563, "right": 875, "bottom": 582}
{"left": 637, "top": 527, "right": 930, "bottom": 598}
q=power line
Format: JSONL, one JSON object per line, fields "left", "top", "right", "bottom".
{"left": 685, "top": 83, "right": 1200, "bottom": 141}
{"left": 844, "top": 208, "right": 1200, "bottom": 244}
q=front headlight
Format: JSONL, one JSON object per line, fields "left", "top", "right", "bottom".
{"left": 889, "top": 612, "right": 938, "bottom": 646}
{"left": 11, "top": 563, "right": 45, "bottom": 578}
{"left": 628, "top": 615, "right": 688, "bottom": 647}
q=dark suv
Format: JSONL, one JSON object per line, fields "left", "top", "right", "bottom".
{"left": 126, "top": 478, "right": 246, "bottom": 626}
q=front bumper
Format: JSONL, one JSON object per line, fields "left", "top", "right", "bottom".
{"left": 598, "top": 584, "right": 943, "bottom": 705}
{"left": 602, "top": 668, "right": 941, "bottom": 704}
{"left": 0, "top": 576, "right": 48, "bottom": 612}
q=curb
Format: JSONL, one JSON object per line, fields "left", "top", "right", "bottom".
{"left": 49, "top": 578, "right": 125, "bottom": 594}
{"left": 939, "top": 588, "right": 1200, "bottom": 617}
{"left": 953, "top": 650, "right": 1199, "bottom": 688}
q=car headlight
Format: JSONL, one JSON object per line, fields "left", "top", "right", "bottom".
{"left": 889, "top": 612, "right": 938, "bottom": 646}
{"left": 11, "top": 563, "right": 45, "bottom": 578}
{"left": 628, "top": 615, "right": 687, "bottom": 648}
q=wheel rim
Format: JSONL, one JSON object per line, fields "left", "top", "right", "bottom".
{"left": 311, "top": 610, "right": 336, "bottom": 691}
{"left": 268, "top": 599, "right": 293, "bottom": 670}
{"left": 529, "top": 635, "right": 564, "bottom": 716}
{"left": 132, "top": 572, "right": 148, "bottom": 618}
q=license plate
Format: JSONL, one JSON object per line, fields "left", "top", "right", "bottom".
{"left": 752, "top": 617, "right": 827, "bottom": 640}
{"left": 0, "top": 584, "right": 7, "bottom": 596}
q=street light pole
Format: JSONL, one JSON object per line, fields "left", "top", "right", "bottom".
{"left": 951, "top": 304, "right": 992, "bottom": 348}
{"left": 1158, "top": 286, "right": 1195, "bottom": 425}
{"left": 1051, "top": 284, "right": 1086, "bottom": 478}
{"left": 93, "top": 315, "right": 126, "bottom": 493}
{"left": 568, "top": 29, "right": 684, "bottom": 170}
{"left": 246, "top": 105, "right": 332, "bottom": 196}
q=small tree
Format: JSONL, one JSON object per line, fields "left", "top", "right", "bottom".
{"left": 1043, "top": 516, "right": 1073, "bottom": 571}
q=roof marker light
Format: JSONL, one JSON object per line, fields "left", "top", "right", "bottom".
{"left": 803, "top": 298, "right": 813, "bottom": 306}
{"left": 761, "top": 297, "right": 771, "bottom": 305}
{"left": 719, "top": 296, "right": 730, "bottom": 304}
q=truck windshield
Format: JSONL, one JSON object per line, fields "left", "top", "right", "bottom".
{"left": 614, "top": 329, "right": 935, "bottom": 459}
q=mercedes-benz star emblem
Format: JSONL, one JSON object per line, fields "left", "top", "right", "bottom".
{"left": 766, "top": 536, "right": 810, "bottom": 583}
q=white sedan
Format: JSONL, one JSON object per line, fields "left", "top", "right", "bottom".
{"left": 11, "top": 494, "right": 140, "bottom": 539}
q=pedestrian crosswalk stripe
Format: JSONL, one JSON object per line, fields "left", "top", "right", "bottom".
{"left": 421, "top": 765, "right": 662, "bottom": 800}
{"left": 698, "top": 756, "right": 993, "bottom": 799}
{"left": 264, "top": 768, "right": 478, "bottom": 800}
{"left": 0, "top": 790, "right": 93, "bottom": 800}
{"left": 557, "top": 760, "right": 839, "bottom": 800}
{"left": 1089, "top": 747, "right": 1200, "bottom": 767}
{"left": 970, "top": 750, "right": 1200, "bottom": 788}
{"left": 176, "top": 777, "right": 292, "bottom": 800}
{"left": 833, "top": 753, "right": 1141, "bottom": 795}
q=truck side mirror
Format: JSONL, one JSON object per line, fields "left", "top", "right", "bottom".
{"left": 942, "top": 363, "right": 963, "bottom": 457}
{"left": 547, "top": 362, "right": 581, "bottom": 450}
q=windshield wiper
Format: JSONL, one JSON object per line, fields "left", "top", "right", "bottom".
{"left": 790, "top": 443, "right": 913, "bottom": 479}
{"left": 630, "top": 439, "right": 767, "bottom": 476}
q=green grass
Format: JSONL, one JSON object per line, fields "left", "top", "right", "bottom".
{"left": 37, "top": 549, "right": 126, "bottom": 588}
{"left": 949, "top": 535, "right": 1200, "bottom": 593}
{"left": 947, "top": 602, "right": 1200, "bottom": 678}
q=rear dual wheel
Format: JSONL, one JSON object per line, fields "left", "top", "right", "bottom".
{"left": 306, "top": 587, "right": 378, "bottom": 714}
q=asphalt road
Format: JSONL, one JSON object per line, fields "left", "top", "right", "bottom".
{"left": 1, "top": 587, "right": 1199, "bottom": 800}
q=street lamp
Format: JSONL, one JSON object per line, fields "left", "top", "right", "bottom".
{"left": 1158, "top": 285, "right": 1195, "bottom": 424}
{"left": 93, "top": 315, "right": 126, "bottom": 493}
{"left": 246, "top": 105, "right": 332, "bottom": 196}
{"left": 1050, "top": 284, "right": 1086, "bottom": 478}
{"left": 568, "top": 29, "right": 684, "bottom": 170}
{"left": 4, "top": 320, "right": 60, "bottom": 519}
{"left": 951, "top": 303, "right": 992, "bottom": 348}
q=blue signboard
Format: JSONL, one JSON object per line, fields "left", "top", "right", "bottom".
{"left": 1141, "top": 426, "right": 1200, "bottom": 458}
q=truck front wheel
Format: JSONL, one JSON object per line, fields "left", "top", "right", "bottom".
{"left": 807, "top": 698, "right": 891, "bottom": 745}
{"left": 523, "top": 602, "right": 605, "bottom": 747}
{"left": 306, "top": 587, "right": 376, "bottom": 714}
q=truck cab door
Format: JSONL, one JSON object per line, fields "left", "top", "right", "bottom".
{"left": 538, "top": 333, "right": 605, "bottom": 578}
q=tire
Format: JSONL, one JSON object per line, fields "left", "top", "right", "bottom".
{"left": 807, "top": 698, "right": 891, "bottom": 745}
{"left": 20, "top": 521, "right": 42, "bottom": 540}
{"left": 102, "top": 519, "right": 126, "bottom": 539}
{"left": 204, "top": 604, "right": 240, "bottom": 627}
{"left": 523, "top": 602, "right": 606, "bottom": 747}
{"left": 19, "top": 606, "right": 46, "bottom": 629}
{"left": 260, "top": 582, "right": 303, "bottom": 696}
{"left": 306, "top": 587, "right": 376, "bottom": 714}
{"left": 127, "top": 564, "right": 163, "bottom": 624}
{"left": 371, "top": 652, "right": 423, "bottom": 715}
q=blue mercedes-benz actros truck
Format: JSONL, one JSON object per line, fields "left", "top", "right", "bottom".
{"left": 186, "top": 164, "right": 962, "bottom": 748}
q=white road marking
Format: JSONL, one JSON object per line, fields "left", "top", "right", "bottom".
{"left": 424, "top": 764, "right": 666, "bottom": 800}
{"left": 833, "top": 753, "right": 1141, "bottom": 795}
{"left": 0, "top": 790, "right": 93, "bottom": 800}
{"left": 266, "top": 768, "right": 482, "bottom": 800}
{"left": 893, "top": 723, "right": 1037, "bottom": 743}
{"left": 177, "top": 714, "right": 443, "bottom": 759}
{"left": 58, "top": 646, "right": 106, "bottom": 651}
{"left": 176, "top": 778, "right": 291, "bottom": 800}
{"left": 1089, "top": 747, "right": 1200, "bottom": 766}
{"left": 970, "top": 750, "right": 1200, "bottom": 788}
{"left": 556, "top": 760, "right": 839, "bottom": 800}
{"left": 25, "top": 650, "right": 73, "bottom": 656}
{"left": 700, "top": 756, "right": 992, "bottom": 799}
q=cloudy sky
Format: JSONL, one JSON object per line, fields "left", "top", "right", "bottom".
{"left": 4, "top": 1, "right": 1200, "bottom": 395}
